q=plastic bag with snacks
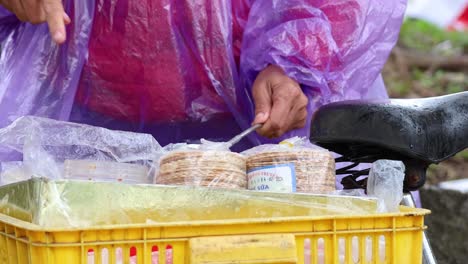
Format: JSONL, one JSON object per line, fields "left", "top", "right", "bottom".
{"left": 242, "top": 137, "right": 335, "bottom": 193}
{"left": 154, "top": 141, "right": 247, "bottom": 189}
{"left": 0, "top": 116, "right": 161, "bottom": 185}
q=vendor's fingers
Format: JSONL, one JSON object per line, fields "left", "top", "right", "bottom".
{"left": 63, "top": 11, "right": 70, "bottom": 24}
{"left": 263, "top": 92, "right": 307, "bottom": 138}
{"left": 290, "top": 106, "right": 308, "bottom": 129}
{"left": 259, "top": 96, "right": 292, "bottom": 138}
{"left": 289, "top": 93, "right": 308, "bottom": 129}
{"left": 252, "top": 80, "right": 272, "bottom": 125}
{"left": 9, "top": 0, "right": 28, "bottom": 21}
{"left": 43, "top": 0, "right": 66, "bottom": 44}
{"left": 21, "top": 0, "right": 46, "bottom": 24}
{"left": 0, "top": 0, "right": 13, "bottom": 13}
{"left": 263, "top": 83, "right": 307, "bottom": 138}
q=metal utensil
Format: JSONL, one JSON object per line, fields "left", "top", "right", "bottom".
{"left": 226, "top": 124, "right": 262, "bottom": 148}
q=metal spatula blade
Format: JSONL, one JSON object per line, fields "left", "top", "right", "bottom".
{"left": 226, "top": 124, "right": 262, "bottom": 148}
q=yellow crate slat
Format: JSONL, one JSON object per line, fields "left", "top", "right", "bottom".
{"left": 189, "top": 234, "right": 297, "bottom": 264}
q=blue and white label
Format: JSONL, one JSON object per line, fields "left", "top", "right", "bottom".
{"left": 247, "top": 163, "right": 296, "bottom": 192}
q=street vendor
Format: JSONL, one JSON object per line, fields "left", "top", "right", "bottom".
{"left": 0, "top": 0, "right": 406, "bottom": 152}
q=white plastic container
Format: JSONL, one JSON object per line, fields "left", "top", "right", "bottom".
{"left": 63, "top": 160, "right": 150, "bottom": 184}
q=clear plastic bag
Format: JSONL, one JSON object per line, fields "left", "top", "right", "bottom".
{"left": 0, "top": 161, "right": 29, "bottom": 186}
{"left": 367, "top": 160, "right": 405, "bottom": 212}
{"left": 154, "top": 141, "right": 247, "bottom": 189}
{"left": 0, "top": 116, "right": 161, "bottom": 185}
{"left": 242, "top": 137, "right": 335, "bottom": 193}
{"left": 0, "top": 178, "right": 380, "bottom": 228}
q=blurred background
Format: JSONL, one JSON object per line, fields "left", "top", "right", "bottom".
{"left": 384, "top": 1, "right": 467, "bottom": 263}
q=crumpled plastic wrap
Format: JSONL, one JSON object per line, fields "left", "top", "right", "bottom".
{"left": 0, "top": 0, "right": 406, "bottom": 149}
{"left": 242, "top": 137, "right": 335, "bottom": 193}
{"left": 154, "top": 141, "right": 247, "bottom": 189}
{"left": 367, "top": 160, "right": 405, "bottom": 212}
{"left": 0, "top": 178, "right": 380, "bottom": 228}
{"left": 0, "top": 116, "right": 161, "bottom": 185}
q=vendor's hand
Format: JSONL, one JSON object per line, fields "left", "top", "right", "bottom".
{"left": 252, "top": 65, "right": 308, "bottom": 138}
{"left": 0, "top": 0, "right": 70, "bottom": 44}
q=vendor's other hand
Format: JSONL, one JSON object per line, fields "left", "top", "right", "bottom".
{"left": 252, "top": 65, "right": 308, "bottom": 138}
{"left": 0, "top": 0, "right": 70, "bottom": 44}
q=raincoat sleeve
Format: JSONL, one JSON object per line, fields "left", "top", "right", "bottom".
{"left": 0, "top": 1, "right": 94, "bottom": 129}
{"left": 240, "top": 0, "right": 407, "bottom": 136}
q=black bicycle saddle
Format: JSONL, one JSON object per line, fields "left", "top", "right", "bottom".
{"left": 310, "top": 92, "right": 468, "bottom": 164}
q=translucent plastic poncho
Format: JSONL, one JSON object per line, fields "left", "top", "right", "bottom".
{"left": 0, "top": 0, "right": 407, "bottom": 151}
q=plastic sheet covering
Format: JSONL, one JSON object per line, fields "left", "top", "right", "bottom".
{"left": 367, "top": 160, "right": 405, "bottom": 212}
{"left": 0, "top": 0, "right": 407, "bottom": 149}
{"left": 242, "top": 137, "right": 335, "bottom": 193}
{"left": 0, "top": 178, "right": 379, "bottom": 228}
{"left": 0, "top": 116, "right": 161, "bottom": 185}
{"left": 154, "top": 141, "right": 247, "bottom": 189}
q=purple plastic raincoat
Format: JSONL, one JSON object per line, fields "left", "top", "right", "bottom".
{"left": 0, "top": 0, "right": 407, "bottom": 151}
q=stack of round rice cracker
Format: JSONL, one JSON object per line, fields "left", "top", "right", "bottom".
{"left": 156, "top": 150, "right": 247, "bottom": 189}
{"left": 246, "top": 149, "right": 335, "bottom": 193}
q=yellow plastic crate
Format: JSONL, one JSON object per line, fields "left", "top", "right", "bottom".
{"left": 0, "top": 207, "right": 428, "bottom": 264}
{"left": 0, "top": 179, "right": 429, "bottom": 264}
